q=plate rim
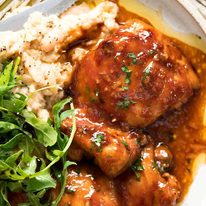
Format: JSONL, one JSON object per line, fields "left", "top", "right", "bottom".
{"left": 177, "top": 0, "right": 206, "bottom": 35}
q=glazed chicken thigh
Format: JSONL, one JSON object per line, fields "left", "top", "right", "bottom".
{"left": 61, "top": 108, "right": 141, "bottom": 177}
{"left": 116, "top": 144, "right": 180, "bottom": 206}
{"left": 75, "top": 20, "right": 199, "bottom": 127}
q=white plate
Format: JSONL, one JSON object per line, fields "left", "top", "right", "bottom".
{"left": 2, "top": 0, "right": 206, "bottom": 205}
{"left": 139, "top": 0, "right": 206, "bottom": 36}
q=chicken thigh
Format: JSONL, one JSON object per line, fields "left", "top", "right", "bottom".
{"left": 56, "top": 164, "right": 120, "bottom": 206}
{"left": 61, "top": 108, "right": 141, "bottom": 177}
{"left": 75, "top": 20, "right": 199, "bottom": 127}
{"left": 116, "top": 144, "right": 180, "bottom": 206}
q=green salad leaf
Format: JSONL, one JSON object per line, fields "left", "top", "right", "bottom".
{"left": 0, "top": 121, "right": 20, "bottom": 133}
{"left": 0, "top": 58, "right": 76, "bottom": 205}
{"left": 0, "top": 61, "right": 14, "bottom": 86}
{"left": 51, "top": 98, "right": 76, "bottom": 206}
{"left": 52, "top": 98, "right": 72, "bottom": 132}
{"left": 0, "top": 57, "right": 21, "bottom": 95}
{"left": 26, "top": 171, "right": 56, "bottom": 192}
{"left": 22, "top": 110, "right": 57, "bottom": 147}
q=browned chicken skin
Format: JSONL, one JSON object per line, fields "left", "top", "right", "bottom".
{"left": 57, "top": 164, "right": 120, "bottom": 206}
{"left": 116, "top": 144, "right": 180, "bottom": 206}
{"left": 75, "top": 20, "right": 199, "bottom": 127}
{"left": 61, "top": 108, "right": 141, "bottom": 177}
{"left": 56, "top": 144, "right": 180, "bottom": 206}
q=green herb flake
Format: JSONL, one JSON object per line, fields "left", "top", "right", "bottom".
{"left": 141, "top": 61, "right": 153, "bottom": 84}
{"left": 131, "top": 158, "right": 144, "bottom": 181}
{"left": 76, "top": 169, "right": 81, "bottom": 176}
{"left": 122, "top": 86, "right": 128, "bottom": 91}
{"left": 127, "top": 52, "right": 136, "bottom": 59}
{"left": 136, "top": 139, "right": 141, "bottom": 145}
{"left": 121, "top": 140, "right": 128, "bottom": 149}
{"left": 148, "top": 49, "right": 155, "bottom": 55}
{"left": 117, "top": 98, "right": 136, "bottom": 109}
{"left": 121, "top": 66, "right": 132, "bottom": 84}
{"left": 91, "top": 132, "right": 105, "bottom": 147}
{"left": 138, "top": 60, "right": 143, "bottom": 65}
{"left": 89, "top": 89, "right": 100, "bottom": 103}
{"left": 66, "top": 188, "right": 75, "bottom": 194}
{"left": 127, "top": 52, "right": 137, "bottom": 65}
{"left": 121, "top": 66, "right": 130, "bottom": 73}
{"left": 152, "top": 161, "right": 158, "bottom": 170}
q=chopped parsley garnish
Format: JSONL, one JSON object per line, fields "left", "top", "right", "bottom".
{"left": 122, "top": 86, "right": 128, "bottom": 91}
{"left": 121, "top": 66, "right": 132, "bottom": 84}
{"left": 66, "top": 188, "right": 76, "bottom": 194}
{"left": 121, "top": 140, "right": 129, "bottom": 149}
{"left": 91, "top": 132, "right": 105, "bottom": 147}
{"left": 148, "top": 49, "right": 155, "bottom": 55}
{"left": 117, "top": 98, "right": 136, "bottom": 109}
{"left": 152, "top": 161, "right": 159, "bottom": 170}
{"left": 76, "top": 169, "right": 81, "bottom": 175}
{"left": 138, "top": 60, "right": 143, "bottom": 65}
{"left": 121, "top": 54, "right": 136, "bottom": 90}
{"left": 136, "top": 139, "right": 141, "bottom": 145}
{"left": 128, "top": 52, "right": 136, "bottom": 59}
{"left": 131, "top": 158, "right": 144, "bottom": 181}
{"left": 127, "top": 52, "right": 137, "bottom": 65}
{"left": 141, "top": 61, "right": 153, "bottom": 84}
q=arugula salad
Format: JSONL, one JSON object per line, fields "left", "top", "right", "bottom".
{"left": 0, "top": 58, "right": 76, "bottom": 206}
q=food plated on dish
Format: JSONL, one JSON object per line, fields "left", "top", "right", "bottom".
{"left": 0, "top": 0, "right": 205, "bottom": 205}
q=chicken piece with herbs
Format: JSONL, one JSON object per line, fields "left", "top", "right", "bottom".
{"left": 115, "top": 144, "right": 180, "bottom": 206}
{"left": 75, "top": 20, "right": 199, "bottom": 127}
{"left": 61, "top": 108, "right": 141, "bottom": 177}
